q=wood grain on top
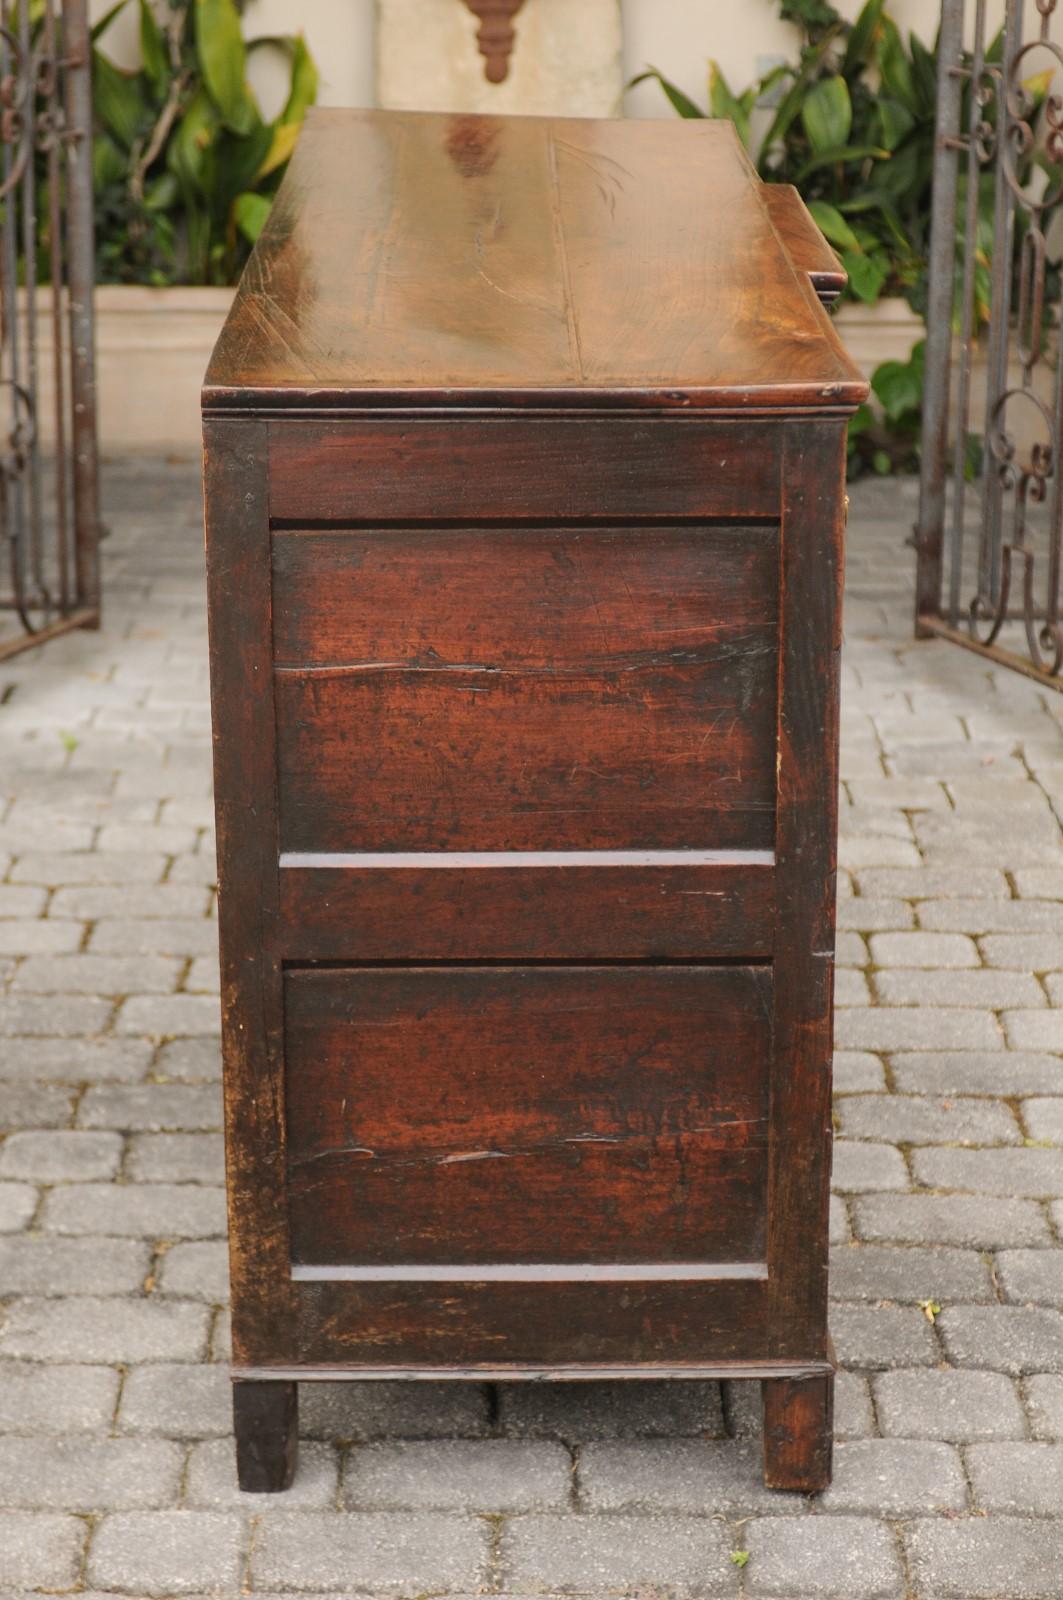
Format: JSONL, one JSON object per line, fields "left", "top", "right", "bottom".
{"left": 204, "top": 108, "right": 866, "bottom": 412}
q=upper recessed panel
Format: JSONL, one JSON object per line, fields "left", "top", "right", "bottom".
{"left": 205, "top": 107, "right": 865, "bottom": 412}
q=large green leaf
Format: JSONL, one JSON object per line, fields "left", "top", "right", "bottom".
{"left": 709, "top": 60, "right": 751, "bottom": 148}
{"left": 629, "top": 67, "right": 705, "bottom": 119}
{"left": 842, "top": 247, "right": 889, "bottom": 304}
{"left": 195, "top": 0, "right": 255, "bottom": 134}
{"left": 876, "top": 18, "right": 917, "bottom": 111}
{"left": 806, "top": 199, "right": 861, "bottom": 251}
{"left": 92, "top": 131, "right": 127, "bottom": 188}
{"left": 908, "top": 32, "right": 937, "bottom": 111}
{"left": 280, "top": 33, "right": 319, "bottom": 127}
{"left": 876, "top": 97, "right": 915, "bottom": 151}
{"left": 801, "top": 75, "right": 852, "bottom": 155}
{"left": 92, "top": 49, "right": 147, "bottom": 150}
{"left": 871, "top": 341, "right": 925, "bottom": 419}
{"left": 842, "top": 0, "right": 885, "bottom": 75}
{"left": 168, "top": 84, "right": 219, "bottom": 191}
{"left": 234, "top": 190, "right": 272, "bottom": 244}
{"left": 757, "top": 29, "right": 842, "bottom": 161}
{"left": 794, "top": 141, "right": 889, "bottom": 183}
{"left": 138, "top": 0, "right": 169, "bottom": 102}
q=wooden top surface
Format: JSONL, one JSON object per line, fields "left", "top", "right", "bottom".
{"left": 204, "top": 108, "right": 866, "bottom": 413}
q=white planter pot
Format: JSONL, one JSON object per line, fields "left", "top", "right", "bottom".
{"left": 24, "top": 285, "right": 234, "bottom": 457}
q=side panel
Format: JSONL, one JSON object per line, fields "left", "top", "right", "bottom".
{"left": 284, "top": 964, "right": 772, "bottom": 1268}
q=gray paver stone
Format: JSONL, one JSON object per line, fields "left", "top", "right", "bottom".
{"left": 0, "top": 1037, "right": 153, "bottom": 1084}
{"left": 89, "top": 1510, "right": 245, "bottom": 1595}
{"left": 115, "top": 994, "right": 220, "bottom": 1037}
{"left": 966, "top": 1441, "right": 1063, "bottom": 1514}
{"left": 128, "top": 1133, "right": 225, "bottom": 1184}
{"left": 744, "top": 1515, "right": 903, "bottom": 1598}
{"left": 1025, "top": 1374, "right": 1063, "bottom": 1440}
{"left": 78, "top": 1082, "right": 222, "bottom": 1131}
{"left": 997, "top": 1249, "right": 1063, "bottom": 1307}
{"left": 344, "top": 1439, "right": 571, "bottom": 1511}
{"left": 41, "top": 1182, "right": 226, "bottom": 1238}
{"left": 829, "top": 1243, "right": 994, "bottom": 1303}
{"left": 119, "top": 1363, "right": 230, "bottom": 1438}
{"left": 0, "top": 1235, "right": 150, "bottom": 1295}
{"left": 155, "top": 1036, "right": 221, "bottom": 1083}
{"left": 938, "top": 1305, "right": 1063, "bottom": 1373}
{"left": 0, "top": 1434, "right": 183, "bottom": 1510}
{"left": 830, "top": 1304, "right": 940, "bottom": 1368}
{"left": 0, "top": 1129, "right": 122, "bottom": 1181}
{"left": 0, "top": 1363, "right": 120, "bottom": 1433}
{"left": 1022, "top": 1098, "right": 1063, "bottom": 1144}
{"left": 251, "top": 1510, "right": 489, "bottom": 1594}
{"left": 836, "top": 1094, "right": 1020, "bottom": 1146}
{"left": 912, "top": 1146, "right": 1063, "bottom": 1197}
{"left": 0, "top": 1511, "right": 85, "bottom": 1588}
{"left": 0, "top": 1184, "right": 37, "bottom": 1233}
{"left": 0, "top": 1295, "right": 209, "bottom": 1362}
{"left": 834, "top": 1008, "right": 1002, "bottom": 1052}
{"left": 831, "top": 1141, "right": 909, "bottom": 1192}
{"left": 819, "top": 1438, "right": 967, "bottom": 1514}
{"left": 874, "top": 1368, "right": 1026, "bottom": 1441}
{"left": 890, "top": 1051, "right": 1063, "bottom": 1096}
{"left": 833, "top": 1051, "right": 886, "bottom": 1093}
{"left": 498, "top": 1379, "right": 726, "bottom": 1439}
{"left": 906, "top": 1516, "right": 1063, "bottom": 1599}
{"left": 300, "top": 1381, "right": 491, "bottom": 1442}
{"left": 158, "top": 1239, "right": 229, "bottom": 1301}
{"left": 853, "top": 1192, "right": 1051, "bottom": 1249}
{"left": 578, "top": 1438, "right": 805, "bottom": 1514}
{"left": 501, "top": 1512, "right": 736, "bottom": 1594}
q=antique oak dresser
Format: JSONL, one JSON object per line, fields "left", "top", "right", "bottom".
{"left": 203, "top": 107, "right": 866, "bottom": 1494}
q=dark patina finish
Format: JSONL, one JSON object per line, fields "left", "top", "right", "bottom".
{"left": 203, "top": 107, "right": 866, "bottom": 1494}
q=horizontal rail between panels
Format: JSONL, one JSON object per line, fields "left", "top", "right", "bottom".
{"left": 279, "top": 850, "right": 776, "bottom": 870}
{"left": 290, "top": 1262, "right": 770, "bottom": 1284}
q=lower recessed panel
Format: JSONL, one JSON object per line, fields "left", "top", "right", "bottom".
{"left": 283, "top": 964, "right": 771, "bottom": 1270}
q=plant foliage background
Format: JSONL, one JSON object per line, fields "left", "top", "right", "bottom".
{"left": 636, "top": 0, "right": 1061, "bottom": 474}
{"left": 92, "top": 0, "right": 317, "bottom": 286}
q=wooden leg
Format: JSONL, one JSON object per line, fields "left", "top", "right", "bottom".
{"left": 761, "top": 1371, "right": 833, "bottom": 1492}
{"left": 233, "top": 1379, "right": 298, "bottom": 1492}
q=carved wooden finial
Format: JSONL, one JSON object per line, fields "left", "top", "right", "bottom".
{"left": 461, "top": 0, "right": 526, "bottom": 84}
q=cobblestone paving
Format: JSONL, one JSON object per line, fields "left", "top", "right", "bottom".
{"left": 0, "top": 461, "right": 1061, "bottom": 1598}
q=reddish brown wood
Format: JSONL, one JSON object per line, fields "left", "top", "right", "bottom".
{"left": 203, "top": 107, "right": 866, "bottom": 1493}
{"left": 266, "top": 419, "right": 783, "bottom": 523}
{"left": 762, "top": 1370, "right": 835, "bottom": 1492}
{"left": 762, "top": 185, "right": 847, "bottom": 304}
{"left": 284, "top": 965, "right": 771, "bottom": 1268}
{"left": 462, "top": 0, "right": 525, "bottom": 82}
{"left": 277, "top": 856, "right": 776, "bottom": 962}
{"left": 204, "top": 111, "right": 865, "bottom": 412}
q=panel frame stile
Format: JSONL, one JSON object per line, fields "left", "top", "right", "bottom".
{"left": 204, "top": 416, "right": 296, "bottom": 1372}
{"left": 763, "top": 418, "right": 846, "bottom": 1365}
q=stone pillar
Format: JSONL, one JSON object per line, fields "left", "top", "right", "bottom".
{"left": 376, "top": 0, "right": 623, "bottom": 117}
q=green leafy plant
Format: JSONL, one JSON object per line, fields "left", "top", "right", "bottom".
{"left": 633, "top": 0, "right": 1063, "bottom": 474}
{"left": 92, "top": 0, "right": 317, "bottom": 285}
{"left": 632, "top": 0, "right": 936, "bottom": 313}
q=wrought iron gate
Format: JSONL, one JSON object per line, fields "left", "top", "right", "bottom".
{"left": 0, "top": 0, "right": 99, "bottom": 662}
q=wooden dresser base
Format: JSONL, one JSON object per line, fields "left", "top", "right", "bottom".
{"left": 231, "top": 1362, "right": 836, "bottom": 1496}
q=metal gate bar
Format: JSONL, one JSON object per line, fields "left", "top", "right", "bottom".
{"left": 0, "top": 0, "right": 99, "bottom": 663}
{"left": 915, "top": 0, "right": 1063, "bottom": 689}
